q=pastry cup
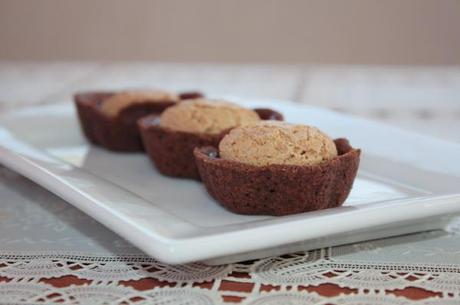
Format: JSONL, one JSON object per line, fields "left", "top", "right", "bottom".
{"left": 138, "top": 108, "right": 283, "bottom": 179}
{"left": 194, "top": 138, "right": 361, "bottom": 216}
{"left": 74, "top": 91, "right": 202, "bottom": 152}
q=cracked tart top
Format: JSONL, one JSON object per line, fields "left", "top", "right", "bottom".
{"left": 194, "top": 121, "right": 361, "bottom": 216}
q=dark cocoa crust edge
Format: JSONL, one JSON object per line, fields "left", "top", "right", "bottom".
{"left": 178, "top": 91, "right": 204, "bottom": 100}
{"left": 194, "top": 138, "right": 361, "bottom": 216}
{"left": 74, "top": 92, "right": 177, "bottom": 152}
{"left": 138, "top": 115, "right": 228, "bottom": 179}
{"left": 253, "top": 108, "right": 284, "bottom": 121}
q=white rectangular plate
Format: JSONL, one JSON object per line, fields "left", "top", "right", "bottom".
{"left": 1, "top": 97, "right": 460, "bottom": 265}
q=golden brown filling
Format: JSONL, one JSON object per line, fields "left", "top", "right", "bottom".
{"left": 100, "top": 90, "right": 179, "bottom": 117}
{"left": 219, "top": 121, "right": 338, "bottom": 166}
{"left": 159, "top": 99, "right": 260, "bottom": 134}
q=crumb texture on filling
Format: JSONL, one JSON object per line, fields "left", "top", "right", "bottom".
{"left": 159, "top": 99, "right": 260, "bottom": 134}
{"left": 100, "top": 90, "right": 179, "bottom": 116}
{"left": 219, "top": 121, "right": 338, "bottom": 166}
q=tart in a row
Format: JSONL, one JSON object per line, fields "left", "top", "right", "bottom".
{"left": 74, "top": 89, "right": 203, "bottom": 151}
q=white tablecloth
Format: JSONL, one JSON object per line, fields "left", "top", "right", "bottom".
{"left": 1, "top": 62, "right": 459, "bottom": 304}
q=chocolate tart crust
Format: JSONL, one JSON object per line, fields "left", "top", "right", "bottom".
{"left": 74, "top": 92, "right": 176, "bottom": 152}
{"left": 138, "top": 108, "right": 284, "bottom": 179}
{"left": 138, "top": 115, "right": 226, "bottom": 179}
{"left": 194, "top": 138, "right": 361, "bottom": 216}
{"left": 253, "top": 108, "right": 284, "bottom": 121}
{"left": 178, "top": 91, "right": 204, "bottom": 100}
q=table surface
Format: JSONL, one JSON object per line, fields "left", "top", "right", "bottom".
{"left": 0, "top": 62, "right": 459, "bottom": 305}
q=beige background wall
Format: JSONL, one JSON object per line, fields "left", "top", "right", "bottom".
{"left": 1, "top": 0, "right": 459, "bottom": 65}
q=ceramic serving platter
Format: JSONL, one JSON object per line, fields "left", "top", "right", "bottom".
{"left": 0, "top": 97, "right": 459, "bottom": 265}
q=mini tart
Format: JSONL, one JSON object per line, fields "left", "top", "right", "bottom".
{"left": 138, "top": 108, "right": 283, "bottom": 180}
{"left": 74, "top": 90, "right": 204, "bottom": 152}
{"left": 194, "top": 138, "right": 360, "bottom": 216}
